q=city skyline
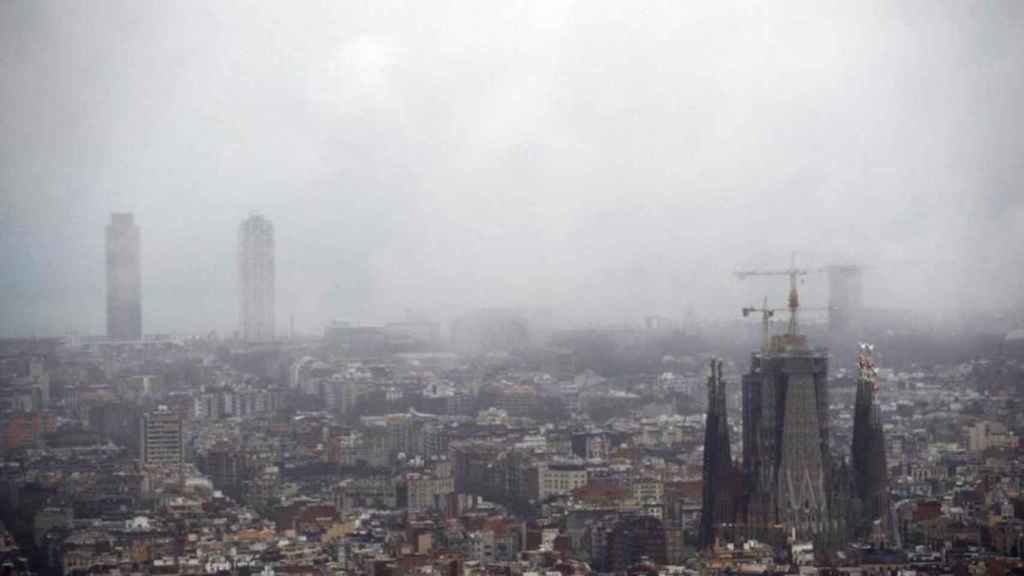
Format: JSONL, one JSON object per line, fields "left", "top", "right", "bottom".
{"left": 2, "top": 1, "right": 1023, "bottom": 573}
{"left": 3, "top": 1, "right": 1024, "bottom": 338}
{"left": 3, "top": 204, "right": 1019, "bottom": 341}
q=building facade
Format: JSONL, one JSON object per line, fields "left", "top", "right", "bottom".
{"left": 589, "top": 514, "right": 667, "bottom": 572}
{"left": 967, "top": 420, "right": 1018, "bottom": 452}
{"left": 742, "top": 337, "right": 840, "bottom": 544}
{"left": 532, "top": 462, "right": 588, "bottom": 501}
{"left": 106, "top": 213, "right": 141, "bottom": 340}
{"left": 238, "top": 214, "right": 275, "bottom": 342}
{"left": 141, "top": 406, "right": 183, "bottom": 466}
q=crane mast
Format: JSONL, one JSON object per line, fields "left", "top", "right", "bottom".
{"left": 742, "top": 296, "right": 778, "bottom": 353}
{"left": 736, "top": 254, "right": 812, "bottom": 352}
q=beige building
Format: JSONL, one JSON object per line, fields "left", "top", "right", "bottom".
{"left": 532, "top": 462, "right": 588, "bottom": 500}
{"left": 632, "top": 478, "right": 664, "bottom": 503}
{"left": 967, "top": 420, "right": 1018, "bottom": 452}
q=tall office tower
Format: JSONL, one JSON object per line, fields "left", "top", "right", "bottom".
{"left": 106, "top": 213, "right": 142, "bottom": 340}
{"left": 238, "top": 214, "right": 275, "bottom": 342}
{"left": 827, "top": 265, "right": 863, "bottom": 336}
{"left": 700, "top": 358, "right": 735, "bottom": 549}
{"left": 141, "top": 405, "right": 183, "bottom": 466}
{"left": 851, "top": 344, "right": 898, "bottom": 546}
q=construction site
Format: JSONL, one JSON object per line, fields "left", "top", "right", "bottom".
{"left": 700, "top": 257, "right": 901, "bottom": 565}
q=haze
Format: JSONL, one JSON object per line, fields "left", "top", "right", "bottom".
{"left": 2, "top": 0, "right": 1023, "bottom": 338}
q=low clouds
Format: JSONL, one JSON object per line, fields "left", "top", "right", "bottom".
{"left": 1, "top": 0, "right": 1022, "bottom": 337}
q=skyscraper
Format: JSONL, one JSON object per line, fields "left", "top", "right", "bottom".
{"left": 106, "top": 212, "right": 141, "bottom": 340}
{"left": 239, "top": 213, "right": 275, "bottom": 342}
{"left": 827, "top": 265, "right": 863, "bottom": 337}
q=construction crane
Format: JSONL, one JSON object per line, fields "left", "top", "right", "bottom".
{"left": 742, "top": 296, "right": 832, "bottom": 353}
{"left": 736, "top": 254, "right": 872, "bottom": 351}
{"left": 735, "top": 254, "right": 812, "bottom": 340}
{"left": 742, "top": 297, "right": 779, "bottom": 353}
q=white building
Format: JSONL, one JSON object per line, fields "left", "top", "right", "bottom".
{"left": 534, "top": 462, "right": 588, "bottom": 500}
{"left": 239, "top": 213, "right": 275, "bottom": 342}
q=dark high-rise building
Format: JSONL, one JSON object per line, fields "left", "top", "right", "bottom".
{"left": 850, "top": 343, "right": 898, "bottom": 546}
{"left": 700, "top": 358, "right": 735, "bottom": 548}
{"left": 239, "top": 213, "right": 275, "bottom": 342}
{"left": 607, "top": 515, "right": 666, "bottom": 571}
{"left": 199, "top": 445, "right": 250, "bottom": 501}
{"left": 105, "top": 212, "right": 141, "bottom": 340}
{"left": 591, "top": 514, "right": 667, "bottom": 572}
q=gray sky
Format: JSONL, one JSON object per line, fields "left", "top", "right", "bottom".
{"left": 1, "top": 0, "right": 1022, "bottom": 337}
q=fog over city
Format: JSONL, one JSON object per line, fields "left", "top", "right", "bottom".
{"left": 6, "top": 4, "right": 1024, "bottom": 573}
{"left": 2, "top": 0, "right": 1023, "bottom": 337}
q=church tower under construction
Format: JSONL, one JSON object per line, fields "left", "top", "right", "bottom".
{"left": 742, "top": 340, "right": 835, "bottom": 542}
{"left": 736, "top": 261, "right": 845, "bottom": 545}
